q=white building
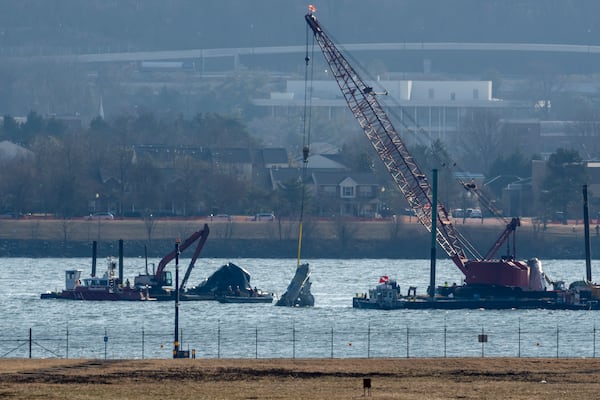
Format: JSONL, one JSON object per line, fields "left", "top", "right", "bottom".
{"left": 253, "top": 79, "right": 529, "bottom": 145}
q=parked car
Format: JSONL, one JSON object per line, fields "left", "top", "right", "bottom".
{"left": 402, "top": 208, "right": 416, "bottom": 216}
{"left": 86, "top": 212, "right": 114, "bottom": 220}
{"left": 254, "top": 213, "right": 275, "bottom": 221}
{"left": 468, "top": 208, "right": 482, "bottom": 218}
{"left": 211, "top": 214, "right": 231, "bottom": 221}
{"left": 451, "top": 208, "right": 465, "bottom": 218}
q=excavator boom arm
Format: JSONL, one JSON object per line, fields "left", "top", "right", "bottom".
{"left": 155, "top": 224, "right": 210, "bottom": 285}
{"left": 180, "top": 224, "right": 210, "bottom": 291}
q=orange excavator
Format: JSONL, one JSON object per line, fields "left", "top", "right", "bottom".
{"left": 134, "top": 224, "right": 210, "bottom": 300}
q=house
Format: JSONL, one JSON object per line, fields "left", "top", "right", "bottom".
{"left": 269, "top": 168, "right": 313, "bottom": 192}
{"left": 311, "top": 171, "right": 381, "bottom": 217}
{"left": 259, "top": 148, "right": 289, "bottom": 169}
{"left": 305, "top": 154, "right": 347, "bottom": 171}
{"left": 268, "top": 168, "right": 381, "bottom": 217}
{"left": 132, "top": 144, "right": 211, "bottom": 168}
{"left": 211, "top": 148, "right": 253, "bottom": 181}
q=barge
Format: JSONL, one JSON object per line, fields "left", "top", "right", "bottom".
{"left": 41, "top": 240, "right": 151, "bottom": 301}
{"left": 353, "top": 275, "right": 600, "bottom": 310}
{"left": 41, "top": 256, "right": 151, "bottom": 301}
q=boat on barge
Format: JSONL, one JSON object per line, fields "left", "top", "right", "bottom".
{"left": 41, "top": 257, "right": 151, "bottom": 301}
{"left": 353, "top": 274, "right": 600, "bottom": 310}
{"left": 216, "top": 289, "right": 274, "bottom": 304}
{"left": 41, "top": 240, "right": 151, "bottom": 301}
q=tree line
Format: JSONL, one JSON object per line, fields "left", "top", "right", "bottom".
{"left": 0, "top": 109, "right": 592, "bottom": 222}
{"left": 0, "top": 111, "right": 292, "bottom": 219}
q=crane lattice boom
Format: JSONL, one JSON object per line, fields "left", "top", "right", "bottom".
{"left": 305, "top": 12, "right": 471, "bottom": 273}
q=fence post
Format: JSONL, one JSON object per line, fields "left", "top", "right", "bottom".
{"left": 217, "top": 320, "right": 221, "bottom": 359}
{"left": 594, "top": 325, "right": 596, "bottom": 358}
{"left": 66, "top": 323, "right": 69, "bottom": 359}
{"left": 292, "top": 321, "right": 296, "bottom": 360}
{"left": 556, "top": 325, "right": 559, "bottom": 358}
{"left": 444, "top": 318, "right": 447, "bottom": 358}
{"left": 518, "top": 318, "right": 521, "bottom": 358}
{"left": 104, "top": 328, "right": 108, "bottom": 360}
{"left": 481, "top": 327, "right": 485, "bottom": 358}
{"left": 29, "top": 328, "right": 32, "bottom": 359}
{"left": 406, "top": 327, "right": 409, "bottom": 358}
{"left": 141, "top": 326, "right": 145, "bottom": 360}
{"left": 255, "top": 326, "right": 258, "bottom": 359}
{"left": 331, "top": 327, "right": 334, "bottom": 359}
{"left": 367, "top": 321, "right": 371, "bottom": 359}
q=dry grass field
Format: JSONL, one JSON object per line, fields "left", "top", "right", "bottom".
{"left": 1, "top": 358, "right": 600, "bottom": 399}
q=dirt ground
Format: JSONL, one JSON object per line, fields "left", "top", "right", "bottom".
{"left": 1, "top": 358, "right": 599, "bottom": 400}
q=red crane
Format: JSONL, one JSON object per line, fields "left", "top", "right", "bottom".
{"left": 305, "top": 7, "right": 541, "bottom": 291}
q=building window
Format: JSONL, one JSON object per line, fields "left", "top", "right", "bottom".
{"left": 323, "top": 186, "right": 337, "bottom": 197}
{"left": 358, "top": 186, "right": 373, "bottom": 198}
{"left": 341, "top": 186, "right": 355, "bottom": 198}
{"left": 473, "top": 89, "right": 479, "bottom": 100}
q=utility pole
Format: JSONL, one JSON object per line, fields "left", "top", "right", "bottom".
{"left": 173, "top": 239, "right": 181, "bottom": 358}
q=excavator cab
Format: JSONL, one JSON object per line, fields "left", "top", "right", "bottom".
{"left": 162, "top": 271, "right": 172, "bottom": 287}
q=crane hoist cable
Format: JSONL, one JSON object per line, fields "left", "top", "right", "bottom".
{"left": 297, "top": 22, "right": 316, "bottom": 267}
{"left": 303, "top": 13, "right": 484, "bottom": 259}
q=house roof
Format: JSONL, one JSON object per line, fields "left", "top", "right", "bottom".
{"left": 261, "top": 148, "right": 288, "bottom": 165}
{"left": 306, "top": 154, "right": 347, "bottom": 170}
{"left": 212, "top": 148, "right": 253, "bottom": 164}
{"left": 312, "top": 171, "right": 378, "bottom": 186}
{"left": 270, "top": 168, "right": 314, "bottom": 186}
{"left": 0, "top": 140, "right": 34, "bottom": 161}
{"left": 133, "top": 144, "right": 212, "bottom": 162}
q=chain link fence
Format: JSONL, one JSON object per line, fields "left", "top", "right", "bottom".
{"left": 2, "top": 322, "right": 599, "bottom": 359}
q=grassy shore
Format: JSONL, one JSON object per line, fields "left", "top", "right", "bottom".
{"left": 1, "top": 358, "right": 600, "bottom": 399}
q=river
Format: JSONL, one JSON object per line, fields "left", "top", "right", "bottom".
{"left": 2, "top": 257, "right": 600, "bottom": 359}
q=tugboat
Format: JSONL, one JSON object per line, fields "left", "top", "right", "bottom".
{"left": 41, "top": 240, "right": 151, "bottom": 301}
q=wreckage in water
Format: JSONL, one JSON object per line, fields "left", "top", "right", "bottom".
{"left": 275, "top": 263, "right": 314, "bottom": 307}
{"left": 183, "top": 262, "right": 273, "bottom": 303}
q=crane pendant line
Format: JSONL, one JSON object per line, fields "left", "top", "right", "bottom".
{"left": 305, "top": 12, "right": 479, "bottom": 270}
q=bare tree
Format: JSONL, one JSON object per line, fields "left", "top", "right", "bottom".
{"left": 333, "top": 216, "right": 359, "bottom": 250}
{"left": 456, "top": 109, "right": 502, "bottom": 173}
